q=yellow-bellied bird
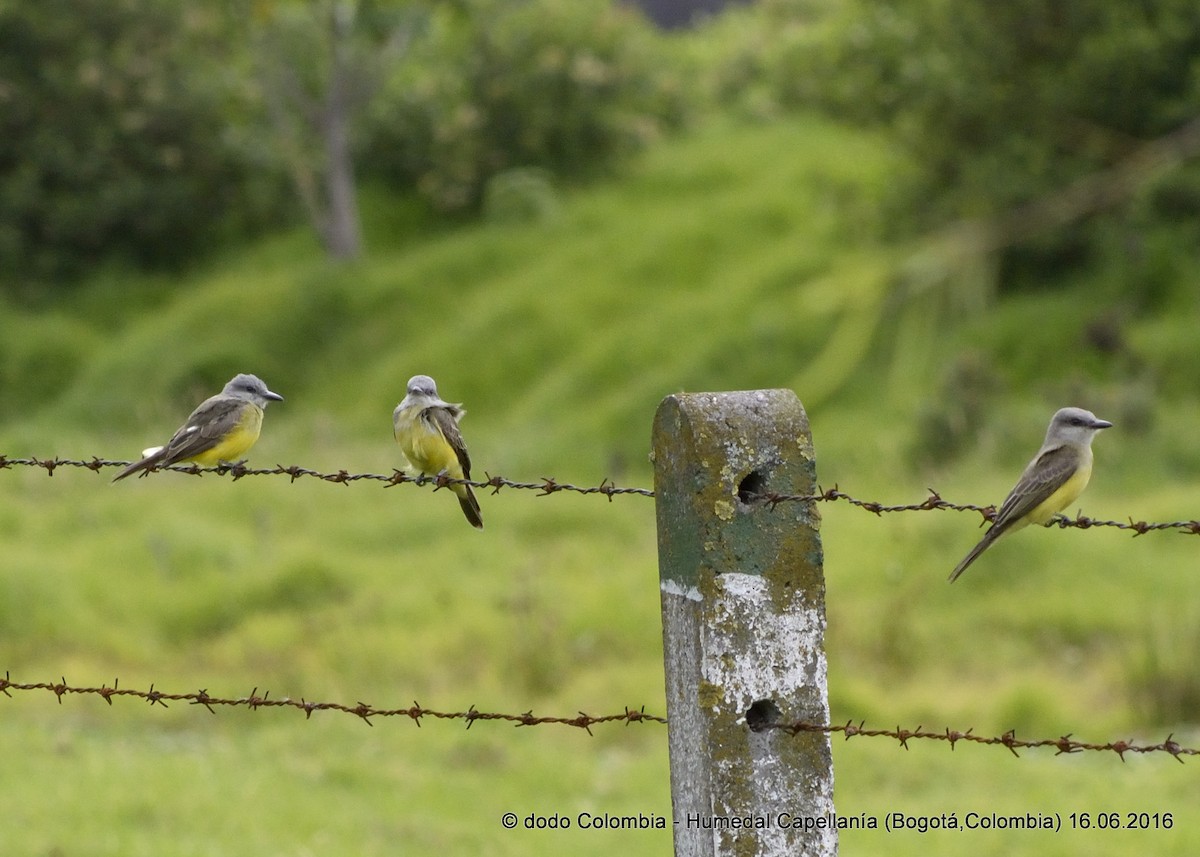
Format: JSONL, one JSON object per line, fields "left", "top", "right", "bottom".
{"left": 112, "top": 373, "right": 283, "bottom": 482}
{"left": 949, "top": 407, "right": 1112, "bottom": 582}
{"left": 393, "top": 374, "right": 483, "bottom": 529}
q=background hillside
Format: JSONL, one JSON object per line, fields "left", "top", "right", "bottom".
{"left": 3, "top": 1, "right": 1200, "bottom": 854}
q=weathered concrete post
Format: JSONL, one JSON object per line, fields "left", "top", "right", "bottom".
{"left": 652, "top": 389, "right": 836, "bottom": 857}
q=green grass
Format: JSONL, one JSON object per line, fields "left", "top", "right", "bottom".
{"left": 0, "top": 465, "right": 669, "bottom": 856}
{"left": 2, "top": 112, "right": 1200, "bottom": 855}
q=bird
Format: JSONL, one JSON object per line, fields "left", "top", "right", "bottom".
{"left": 112, "top": 373, "right": 283, "bottom": 482}
{"left": 949, "top": 407, "right": 1112, "bottom": 582}
{"left": 393, "top": 374, "right": 483, "bottom": 529}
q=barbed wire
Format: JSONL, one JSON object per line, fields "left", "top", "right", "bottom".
{"left": 0, "top": 455, "right": 653, "bottom": 500}
{"left": 4, "top": 674, "right": 1196, "bottom": 760}
{"left": 755, "top": 486, "right": 1200, "bottom": 536}
{"left": 0, "top": 674, "right": 665, "bottom": 734}
{"left": 5, "top": 455, "right": 1198, "bottom": 535}
{"left": 778, "top": 720, "right": 1197, "bottom": 762}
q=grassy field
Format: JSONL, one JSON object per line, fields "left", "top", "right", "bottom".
{"left": 2, "top": 113, "right": 1199, "bottom": 855}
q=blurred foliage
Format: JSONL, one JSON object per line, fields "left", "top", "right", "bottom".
{"left": 909, "top": 350, "right": 1005, "bottom": 468}
{"left": 0, "top": 0, "right": 290, "bottom": 289}
{"left": 1, "top": 0, "right": 687, "bottom": 286}
{"left": 361, "top": 0, "right": 687, "bottom": 211}
{"left": 482, "top": 167, "right": 562, "bottom": 225}
{"left": 13, "top": 0, "right": 1196, "bottom": 306}
{"left": 768, "top": 0, "right": 1200, "bottom": 210}
{"left": 1128, "top": 612, "right": 1200, "bottom": 727}
{"left": 687, "top": 0, "right": 1200, "bottom": 300}
{"left": 0, "top": 301, "right": 101, "bottom": 415}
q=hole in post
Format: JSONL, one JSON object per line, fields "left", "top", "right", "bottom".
{"left": 744, "top": 698, "right": 781, "bottom": 732}
{"left": 736, "top": 470, "right": 767, "bottom": 504}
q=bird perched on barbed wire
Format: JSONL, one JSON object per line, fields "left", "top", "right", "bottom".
{"left": 949, "top": 406, "right": 1112, "bottom": 582}
{"left": 393, "top": 374, "right": 483, "bottom": 529}
{"left": 112, "top": 373, "right": 283, "bottom": 482}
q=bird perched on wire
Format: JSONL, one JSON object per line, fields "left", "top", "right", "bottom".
{"left": 393, "top": 374, "right": 483, "bottom": 529}
{"left": 949, "top": 406, "right": 1112, "bottom": 582}
{"left": 112, "top": 373, "right": 283, "bottom": 482}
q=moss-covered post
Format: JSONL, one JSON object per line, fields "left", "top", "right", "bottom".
{"left": 653, "top": 390, "right": 836, "bottom": 857}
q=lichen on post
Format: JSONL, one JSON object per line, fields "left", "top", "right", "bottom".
{"left": 653, "top": 389, "right": 836, "bottom": 857}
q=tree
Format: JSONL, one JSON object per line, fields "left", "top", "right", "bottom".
{"left": 252, "top": 0, "right": 421, "bottom": 261}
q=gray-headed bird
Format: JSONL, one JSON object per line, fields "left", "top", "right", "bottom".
{"left": 393, "top": 375, "right": 483, "bottom": 529}
{"left": 949, "top": 407, "right": 1112, "bottom": 582}
{"left": 113, "top": 373, "right": 283, "bottom": 482}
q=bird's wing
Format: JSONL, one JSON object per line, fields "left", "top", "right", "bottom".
{"left": 426, "top": 406, "right": 472, "bottom": 479}
{"left": 989, "top": 443, "right": 1079, "bottom": 535}
{"left": 158, "top": 397, "right": 249, "bottom": 465}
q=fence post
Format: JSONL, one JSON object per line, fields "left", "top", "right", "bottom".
{"left": 652, "top": 389, "right": 836, "bottom": 857}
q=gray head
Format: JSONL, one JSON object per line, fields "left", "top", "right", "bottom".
{"left": 397, "top": 374, "right": 460, "bottom": 416}
{"left": 1045, "top": 407, "right": 1112, "bottom": 447}
{"left": 222, "top": 373, "right": 284, "bottom": 408}
{"left": 405, "top": 375, "right": 439, "bottom": 399}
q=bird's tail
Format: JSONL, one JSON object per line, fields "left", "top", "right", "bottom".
{"left": 455, "top": 483, "right": 484, "bottom": 530}
{"left": 111, "top": 448, "right": 166, "bottom": 483}
{"left": 947, "top": 531, "right": 997, "bottom": 583}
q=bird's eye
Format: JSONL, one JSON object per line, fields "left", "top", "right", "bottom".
{"left": 1070, "top": 418, "right": 1084, "bottom": 426}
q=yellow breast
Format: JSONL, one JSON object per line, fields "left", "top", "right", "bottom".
{"left": 188, "top": 406, "right": 264, "bottom": 466}
{"left": 396, "top": 413, "right": 462, "bottom": 478}
{"left": 1025, "top": 451, "right": 1093, "bottom": 526}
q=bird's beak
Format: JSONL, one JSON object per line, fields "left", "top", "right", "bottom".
{"left": 265, "top": 390, "right": 284, "bottom": 402}
{"left": 1093, "top": 418, "right": 1113, "bottom": 430}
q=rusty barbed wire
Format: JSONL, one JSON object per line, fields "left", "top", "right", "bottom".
{"left": 0, "top": 455, "right": 654, "bottom": 500}
{"left": 752, "top": 485, "right": 1200, "bottom": 537}
{"left": 4, "top": 674, "right": 1194, "bottom": 761}
{"left": 0, "top": 674, "right": 665, "bottom": 734}
{"left": 5, "top": 455, "right": 1198, "bottom": 535}
{"left": 778, "top": 720, "right": 1199, "bottom": 762}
